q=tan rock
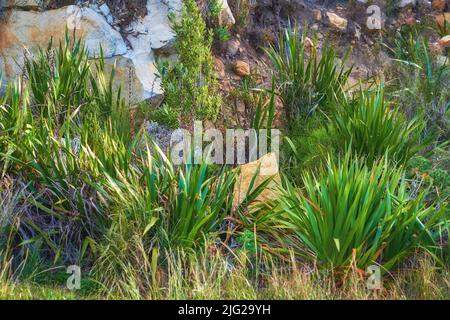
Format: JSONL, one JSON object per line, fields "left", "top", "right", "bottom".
{"left": 213, "top": 57, "right": 226, "bottom": 79}
{"left": 432, "top": 0, "right": 447, "bottom": 10}
{"left": 233, "top": 153, "right": 281, "bottom": 208}
{"left": 438, "top": 35, "right": 450, "bottom": 48}
{"left": 326, "top": 12, "right": 348, "bottom": 31}
{"left": 233, "top": 60, "right": 250, "bottom": 77}
{"left": 226, "top": 38, "right": 241, "bottom": 56}
{"left": 0, "top": 6, "right": 127, "bottom": 87}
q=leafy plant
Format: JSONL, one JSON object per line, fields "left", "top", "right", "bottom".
{"left": 265, "top": 25, "right": 352, "bottom": 126}
{"left": 385, "top": 28, "right": 450, "bottom": 142}
{"left": 330, "top": 86, "right": 430, "bottom": 165}
{"left": 214, "top": 26, "right": 231, "bottom": 42}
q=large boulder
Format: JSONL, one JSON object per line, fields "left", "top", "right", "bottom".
{"left": 0, "top": 5, "right": 127, "bottom": 86}
{"left": 0, "top": 1, "right": 182, "bottom": 105}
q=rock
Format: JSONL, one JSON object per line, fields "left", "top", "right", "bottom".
{"left": 0, "top": 2, "right": 181, "bottom": 105}
{"left": 213, "top": 57, "right": 226, "bottom": 79}
{"left": 399, "top": 0, "right": 417, "bottom": 7}
{"left": 217, "top": 0, "right": 235, "bottom": 27}
{"left": 98, "top": 3, "right": 113, "bottom": 24}
{"left": 233, "top": 60, "right": 250, "bottom": 77}
{"left": 438, "top": 35, "right": 450, "bottom": 48}
{"left": 312, "top": 9, "right": 322, "bottom": 21}
{"left": 103, "top": 54, "right": 162, "bottom": 107}
{"left": 326, "top": 12, "right": 348, "bottom": 31}
{"left": 233, "top": 153, "right": 281, "bottom": 208}
{"left": 432, "top": 0, "right": 446, "bottom": 10}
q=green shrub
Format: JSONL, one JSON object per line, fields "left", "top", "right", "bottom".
{"left": 158, "top": 0, "right": 222, "bottom": 120}
{"left": 330, "top": 86, "right": 430, "bottom": 165}
{"left": 385, "top": 28, "right": 449, "bottom": 142}
{"left": 265, "top": 26, "right": 352, "bottom": 127}
{"left": 270, "top": 154, "right": 446, "bottom": 270}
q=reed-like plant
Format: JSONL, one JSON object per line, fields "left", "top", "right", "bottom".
{"left": 271, "top": 154, "right": 446, "bottom": 270}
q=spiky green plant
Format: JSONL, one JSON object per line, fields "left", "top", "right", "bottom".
{"left": 265, "top": 25, "right": 352, "bottom": 125}
{"left": 270, "top": 154, "right": 446, "bottom": 270}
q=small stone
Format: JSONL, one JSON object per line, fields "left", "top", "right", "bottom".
{"left": 399, "top": 0, "right": 417, "bottom": 7}
{"left": 233, "top": 153, "right": 281, "bottom": 209}
{"left": 326, "top": 12, "right": 348, "bottom": 31}
{"left": 432, "top": 0, "right": 446, "bottom": 10}
{"left": 312, "top": 9, "right": 322, "bottom": 21}
{"left": 233, "top": 61, "right": 250, "bottom": 77}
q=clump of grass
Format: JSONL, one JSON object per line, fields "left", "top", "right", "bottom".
{"left": 385, "top": 26, "right": 450, "bottom": 143}
{"left": 265, "top": 25, "right": 352, "bottom": 127}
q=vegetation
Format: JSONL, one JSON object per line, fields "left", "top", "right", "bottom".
{"left": 158, "top": 0, "right": 222, "bottom": 121}
{"left": 0, "top": 2, "right": 449, "bottom": 300}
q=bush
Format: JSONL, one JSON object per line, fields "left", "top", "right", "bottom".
{"left": 270, "top": 154, "right": 446, "bottom": 270}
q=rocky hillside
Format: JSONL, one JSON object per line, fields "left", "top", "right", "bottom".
{"left": 0, "top": 0, "right": 183, "bottom": 105}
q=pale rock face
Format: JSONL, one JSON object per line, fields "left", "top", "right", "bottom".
{"left": 0, "top": 1, "right": 181, "bottom": 105}
{"left": 326, "top": 12, "right": 348, "bottom": 31}
{"left": 124, "top": 0, "right": 181, "bottom": 104}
